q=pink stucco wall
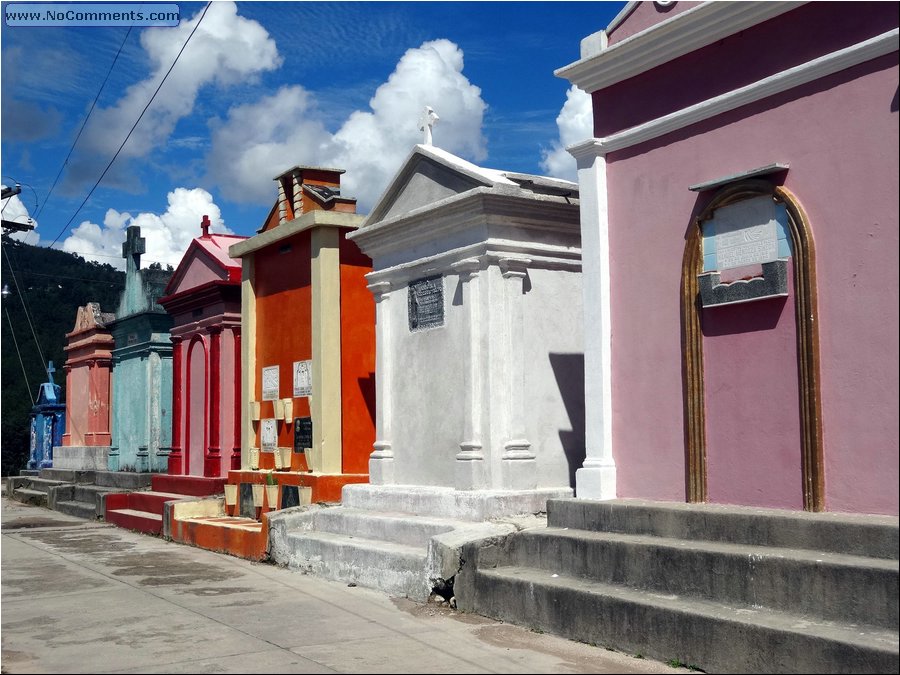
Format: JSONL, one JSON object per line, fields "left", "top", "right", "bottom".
{"left": 604, "top": 52, "right": 899, "bottom": 514}
{"left": 178, "top": 254, "right": 220, "bottom": 291}
{"left": 702, "top": 269, "right": 802, "bottom": 510}
{"left": 596, "top": 2, "right": 898, "bottom": 137}
{"left": 606, "top": 1, "right": 699, "bottom": 47}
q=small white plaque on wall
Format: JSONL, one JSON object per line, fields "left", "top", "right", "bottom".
{"left": 710, "top": 196, "right": 778, "bottom": 271}
{"left": 260, "top": 418, "right": 277, "bottom": 450}
{"left": 293, "top": 360, "right": 312, "bottom": 397}
{"left": 261, "top": 365, "right": 279, "bottom": 401}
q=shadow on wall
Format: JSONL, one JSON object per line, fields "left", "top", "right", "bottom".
{"left": 550, "top": 352, "right": 586, "bottom": 489}
{"left": 357, "top": 372, "right": 376, "bottom": 427}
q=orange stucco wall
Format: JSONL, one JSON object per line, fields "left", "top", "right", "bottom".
{"left": 339, "top": 234, "right": 376, "bottom": 474}
{"left": 254, "top": 231, "right": 312, "bottom": 449}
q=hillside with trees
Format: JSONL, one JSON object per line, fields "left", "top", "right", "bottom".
{"left": 1, "top": 236, "right": 125, "bottom": 476}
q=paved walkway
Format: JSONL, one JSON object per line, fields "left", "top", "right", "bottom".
{"left": 1, "top": 497, "right": 686, "bottom": 674}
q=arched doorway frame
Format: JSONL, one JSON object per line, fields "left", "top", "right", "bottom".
{"left": 681, "top": 179, "right": 824, "bottom": 511}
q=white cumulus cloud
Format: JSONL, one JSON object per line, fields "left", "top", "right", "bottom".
{"left": 1, "top": 187, "right": 40, "bottom": 245}
{"left": 62, "top": 1, "right": 281, "bottom": 194}
{"left": 61, "top": 187, "right": 228, "bottom": 270}
{"left": 540, "top": 85, "right": 594, "bottom": 182}
{"left": 207, "top": 39, "right": 488, "bottom": 212}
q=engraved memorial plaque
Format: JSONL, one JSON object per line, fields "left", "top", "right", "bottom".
{"left": 260, "top": 418, "right": 277, "bottom": 450}
{"left": 408, "top": 275, "right": 444, "bottom": 331}
{"left": 261, "top": 365, "right": 279, "bottom": 401}
{"left": 294, "top": 417, "right": 312, "bottom": 452}
{"left": 293, "top": 360, "right": 312, "bottom": 397}
{"left": 708, "top": 196, "right": 778, "bottom": 271}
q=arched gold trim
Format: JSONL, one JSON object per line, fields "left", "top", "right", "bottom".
{"left": 681, "top": 180, "right": 824, "bottom": 511}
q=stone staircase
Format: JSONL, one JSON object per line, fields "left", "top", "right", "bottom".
{"left": 50, "top": 470, "right": 153, "bottom": 519}
{"left": 269, "top": 485, "right": 556, "bottom": 602}
{"left": 104, "top": 474, "right": 225, "bottom": 536}
{"left": 7, "top": 469, "right": 155, "bottom": 520}
{"left": 456, "top": 499, "right": 899, "bottom": 674}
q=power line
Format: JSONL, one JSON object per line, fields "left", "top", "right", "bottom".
{"left": 49, "top": 2, "right": 212, "bottom": 248}
{"left": 36, "top": 26, "right": 134, "bottom": 221}
{"left": 3, "top": 305, "right": 35, "bottom": 406}
{"left": 2, "top": 241, "right": 48, "bottom": 374}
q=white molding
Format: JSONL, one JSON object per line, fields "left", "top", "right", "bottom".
{"left": 364, "top": 241, "right": 581, "bottom": 288}
{"left": 557, "top": 1, "right": 807, "bottom": 92}
{"left": 606, "top": 1, "right": 638, "bottom": 35}
{"left": 567, "top": 28, "right": 900, "bottom": 159}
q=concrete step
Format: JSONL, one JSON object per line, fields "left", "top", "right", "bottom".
{"left": 342, "top": 484, "right": 571, "bottom": 520}
{"left": 74, "top": 484, "right": 123, "bottom": 504}
{"left": 470, "top": 566, "right": 899, "bottom": 675}
{"left": 13, "top": 487, "right": 48, "bottom": 507}
{"left": 280, "top": 529, "right": 430, "bottom": 600}
{"left": 506, "top": 527, "right": 898, "bottom": 629}
{"left": 54, "top": 500, "right": 99, "bottom": 520}
{"left": 548, "top": 499, "right": 899, "bottom": 560}
{"left": 305, "top": 508, "right": 460, "bottom": 548}
{"left": 105, "top": 508, "right": 163, "bottom": 535}
{"left": 39, "top": 469, "right": 96, "bottom": 484}
{"left": 22, "top": 477, "right": 69, "bottom": 494}
{"left": 92, "top": 471, "right": 154, "bottom": 490}
{"left": 19, "top": 469, "right": 40, "bottom": 477}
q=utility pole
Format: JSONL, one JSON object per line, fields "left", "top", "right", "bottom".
{"left": 2, "top": 184, "right": 36, "bottom": 233}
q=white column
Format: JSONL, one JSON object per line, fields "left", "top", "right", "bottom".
{"left": 368, "top": 280, "right": 395, "bottom": 484}
{"left": 498, "top": 257, "right": 536, "bottom": 490}
{"left": 569, "top": 140, "right": 617, "bottom": 499}
{"left": 451, "top": 258, "right": 486, "bottom": 490}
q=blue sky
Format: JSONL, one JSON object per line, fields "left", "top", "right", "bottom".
{"left": 2, "top": 1, "right": 623, "bottom": 268}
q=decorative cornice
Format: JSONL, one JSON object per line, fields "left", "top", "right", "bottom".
{"left": 350, "top": 187, "right": 579, "bottom": 260}
{"left": 499, "top": 257, "right": 531, "bottom": 279}
{"left": 556, "top": 1, "right": 807, "bottom": 92}
{"left": 365, "top": 243, "right": 580, "bottom": 287}
{"left": 567, "top": 28, "right": 899, "bottom": 159}
{"left": 229, "top": 209, "right": 364, "bottom": 259}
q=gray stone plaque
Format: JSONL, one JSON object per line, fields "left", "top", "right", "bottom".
{"left": 408, "top": 275, "right": 444, "bottom": 331}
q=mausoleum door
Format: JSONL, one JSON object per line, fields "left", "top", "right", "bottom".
{"left": 186, "top": 338, "right": 207, "bottom": 476}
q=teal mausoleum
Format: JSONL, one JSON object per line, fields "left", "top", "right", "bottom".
{"left": 108, "top": 226, "right": 174, "bottom": 472}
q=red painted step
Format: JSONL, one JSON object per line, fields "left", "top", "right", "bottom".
{"left": 151, "top": 474, "right": 226, "bottom": 497}
{"left": 105, "top": 508, "right": 163, "bottom": 535}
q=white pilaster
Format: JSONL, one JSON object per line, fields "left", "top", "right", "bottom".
{"left": 569, "top": 140, "right": 617, "bottom": 500}
{"left": 498, "top": 257, "right": 536, "bottom": 490}
{"left": 451, "top": 258, "right": 486, "bottom": 490}
{"left": 368, "top": 280, "right": 395, "bottom": 484}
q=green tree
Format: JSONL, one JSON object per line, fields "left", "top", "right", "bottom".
{"left": 1, "top": 236, "right": 124, "bottom": 476}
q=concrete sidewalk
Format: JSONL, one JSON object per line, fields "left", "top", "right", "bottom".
{"left": 1, "top": 497, "right": 687, "bottom": 674}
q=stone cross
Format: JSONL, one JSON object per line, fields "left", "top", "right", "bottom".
{"left": 201, "top": 214, "right": 211, "bottom": 237}
{"left": 122, "top": 225, "right": 146, "bottom": 274}
{"left": 46, "top": 360, "right": 55, "bottom": 385}
{"left": 418, "top": 106, "right": 440, "bottom": 146}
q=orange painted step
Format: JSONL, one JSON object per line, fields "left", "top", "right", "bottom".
{"left": 170, "top": 514, "right": 268, "bottom": 561}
